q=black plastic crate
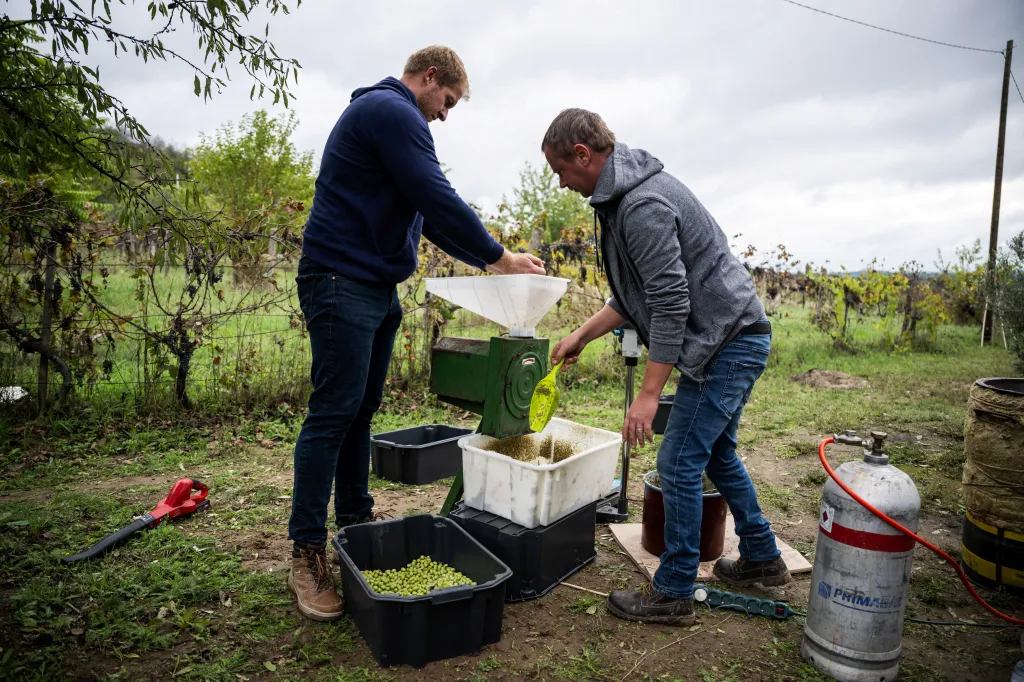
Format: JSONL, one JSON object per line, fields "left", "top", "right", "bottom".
{"left": 652, "top": 394, "right": 674, "bottom": 434}
{"left": 332, "top": 514, "right": 512, "bottom": 668}
{"left": 448, "top": 501, "right": 597, "bottom": 602}
{"left": 370, "top": 424, "right": 473, "bottom": 485}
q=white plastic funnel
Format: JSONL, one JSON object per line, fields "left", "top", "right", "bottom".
{"left": 424, "top": 274, "right": 570, "bottom": 337}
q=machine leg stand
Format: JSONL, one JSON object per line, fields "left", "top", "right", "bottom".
{"left": 440, "top": 470, "right": 463, "bottom": 517}
{"left": 596, "top": 490, "right": 629, "bottom": 523}
{"left": 597, "top": 356, "right": 636, "bottom": 524}
{"left": 440, "top": 420, "right": 480, "bottom": 517}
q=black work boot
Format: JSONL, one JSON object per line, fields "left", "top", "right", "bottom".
{"left": 336, "top": 510, "right": 391, "bottom": 530}
{"left": 606, "top": 584, "right": 695, "bottom": 625}
{"left": 712, "top": 556, "right": 791, "bottom": 588}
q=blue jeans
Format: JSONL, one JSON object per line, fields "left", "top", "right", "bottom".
{"left": 288, "top": 255, "right": 403, "bottom": 547}
{"left": 652, "top": 328, "right": 780, "bottom": 599}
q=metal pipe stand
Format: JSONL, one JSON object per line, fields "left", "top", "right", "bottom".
{"left": 596, "top": 325, "right": 641, "bottom": 523}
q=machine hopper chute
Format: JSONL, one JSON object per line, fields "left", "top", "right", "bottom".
{"left": 424, "top": 274, "right": 570, "bottom": 338}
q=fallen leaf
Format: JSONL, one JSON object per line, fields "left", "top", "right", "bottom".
{"left": 264, "top": 661, "right": 277, "bottom": 672}
{"left": 179, "top": 462, "right": 185, "bottom": 472}
{"left": 157, "top": 607, "right": 169, "bottom": 619}
{"left": 585, "top": 605, "right": 597, "bottom": 615}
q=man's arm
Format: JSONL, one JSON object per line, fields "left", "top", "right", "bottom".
{"left": 422, "top": 221, "right": 488, "bottom": 270}
{"left": 622, "top": 198, "right": 690, "bottom": 365}
{"left": 424, "top": 222, "right": 546, "bottom": 274}
{"left": 575, "top": 303, "right": 627, "bottom": 345}
{"left": 368, "top": 99, "right": 504, "bottom": 267}
{"left": 620, "top": 198, "right": 689, "bottom": 447}
{"left": 550, "top": 304, "right": 625, "bottom": 369}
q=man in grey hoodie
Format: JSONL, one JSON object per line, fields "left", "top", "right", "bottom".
{"left": 544, "top": 109, "right": 790, "bottom": 626}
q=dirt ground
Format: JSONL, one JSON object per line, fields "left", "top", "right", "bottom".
{"left": 12, "top": 434, "right": 1020, "bottom": 682}
{"left": 791, "top": 370, "right": 870, "bottom": 391}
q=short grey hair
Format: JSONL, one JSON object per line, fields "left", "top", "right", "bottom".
{"left": 541, "top": 108, "right": 616, "bottom": 158}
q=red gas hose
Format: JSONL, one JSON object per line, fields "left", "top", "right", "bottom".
{"left": 818, "top": 436, "right": 1024, "bottom": 626}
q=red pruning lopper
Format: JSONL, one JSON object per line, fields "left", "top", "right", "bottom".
{"left": 61, "top": 478, "right": 210, "bottom": 563}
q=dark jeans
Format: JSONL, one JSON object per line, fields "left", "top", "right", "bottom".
{"left": 652, "top": 326, "right": 780, "bottom": 599}
{"left": 288, "top": 255, "right": 402, "bottom": 547}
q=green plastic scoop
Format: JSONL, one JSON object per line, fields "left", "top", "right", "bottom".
{"left": 529, "top": 359, "right": 563, "bottom": 433}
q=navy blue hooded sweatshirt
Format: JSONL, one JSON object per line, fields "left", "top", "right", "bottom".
{"left": 301, "top": 77, "right": 505, "bottom": 285}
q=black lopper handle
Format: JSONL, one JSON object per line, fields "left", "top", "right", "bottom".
{"left": 61, "top": 514, "right": 155, "bottom": 564}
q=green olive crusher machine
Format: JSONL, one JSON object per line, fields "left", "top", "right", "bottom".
{"left": 423, "top": 274, "right": 640, "bottom": 523}
{"left": 423, "top": 275, "right": 568, "bottom": 514}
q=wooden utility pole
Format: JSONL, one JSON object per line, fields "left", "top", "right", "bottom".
{"left": 983, "top": 39, "right": 1013, "bottom": 344}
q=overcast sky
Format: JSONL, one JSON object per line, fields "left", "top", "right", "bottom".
{"left": 32, "top": 0, "right": 1024, "bottom": 270}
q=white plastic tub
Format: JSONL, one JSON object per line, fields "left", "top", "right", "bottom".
{"left": 458, "top": 418, "right": 621, "bottom": 529}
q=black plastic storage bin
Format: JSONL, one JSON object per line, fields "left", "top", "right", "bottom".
{"left": 332, "top": 514, "right": 512, "bottom": 668}
{"left": 449, "top": 501, "right": 597, "bottom": 602}
{"left": 651, "top": 394, "right": 674, "bottom": 434}
{"left": 370, "top": 424, "right": 473, "bottom": 485}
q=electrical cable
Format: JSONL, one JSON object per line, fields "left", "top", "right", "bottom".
{"left": 818, "top": 437, "right": 1024, "bottom": 626}
{"left": 1012, "top": 70, "right": 1024, "bottom": 106}
{"left": 779, "top": 0, "right": 1005, "bottom": 55}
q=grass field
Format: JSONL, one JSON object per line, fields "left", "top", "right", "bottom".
{"left": 1, "top": 303, "right": 1022, "bottom": 681}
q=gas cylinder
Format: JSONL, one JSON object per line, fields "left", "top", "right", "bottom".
{"left": 801, "top": 431, "right": 921, "bottom": 682}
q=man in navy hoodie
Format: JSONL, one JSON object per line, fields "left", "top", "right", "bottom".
{"left": 288, "top": 46, "right": 545, "bottom": 620}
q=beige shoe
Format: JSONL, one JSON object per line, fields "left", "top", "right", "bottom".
{"left": 288, "top": 544, "right": 343, "bottom": 621}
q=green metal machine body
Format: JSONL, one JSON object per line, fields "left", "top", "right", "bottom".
{"left": 430, "top": 335, "right": 550, "bottom": 440}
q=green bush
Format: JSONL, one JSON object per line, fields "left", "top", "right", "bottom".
{"left": 992, "top": 230, "right": 1024, "bottom": 371}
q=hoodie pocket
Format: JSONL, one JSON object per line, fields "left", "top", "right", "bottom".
{"left": 373, "top": 225, "right": 415, "bottom": 260}
{"left": 700, "top": 253, "right": 751, "bottom": 303}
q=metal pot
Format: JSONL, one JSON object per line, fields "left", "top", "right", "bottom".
{"left": 641, "top": 470, "right": 728, "bottom": 562}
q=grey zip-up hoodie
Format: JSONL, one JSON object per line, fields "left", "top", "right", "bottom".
{"left": 590, "top": 143, "right": 765, "bottom": 382}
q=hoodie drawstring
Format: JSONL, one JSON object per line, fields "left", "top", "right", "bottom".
{"left": 593, "top": 210, "right": 602, "bottom": 276}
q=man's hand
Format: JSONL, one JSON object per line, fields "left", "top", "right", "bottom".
{"left": 623, "top": 392, "right": 658, "bottom": 449}
{"left": 486, "top": 248, "right": 545, "bottom": 275}
{"left": 551, "top": 330, "right": 588, "bottom": 370}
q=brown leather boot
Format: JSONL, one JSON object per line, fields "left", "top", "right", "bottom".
{"left": 713, "top": 556, "right": 791, "bottom": 588}
{"left": 288, "top": 543, "right": 343, "bottom": 621}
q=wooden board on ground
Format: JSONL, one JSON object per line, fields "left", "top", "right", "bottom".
{"left": 608, "top": 517, "right": 812, "bottom": 582}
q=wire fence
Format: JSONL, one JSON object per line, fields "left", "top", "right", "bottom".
{"left": 2, "top": 257, "right": 305, "bottom": 414}
{"left": 0, "top": 254, "right": 600, "bottom": 416}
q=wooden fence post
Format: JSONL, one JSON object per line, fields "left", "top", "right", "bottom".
{"left": 37, "top": 241, "right": 56, "bottom": 414}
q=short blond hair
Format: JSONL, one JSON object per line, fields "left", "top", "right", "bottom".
{"left": 542, "top": 108, "right": 616, "bottom": 158}
{"left": 404, "top": 45, "right": 471, "bottom": 99}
